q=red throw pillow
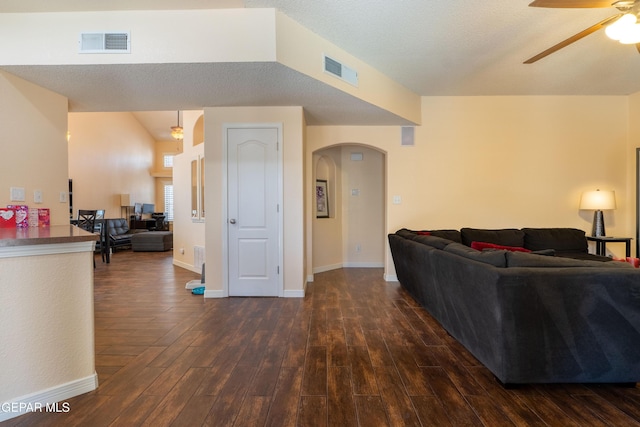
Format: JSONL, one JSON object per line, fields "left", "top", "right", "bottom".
{"left": 614, "top": 257, "right": 640, "bottom": 268}
{"left": 471, "top": 241, "right": 531, "bottom": 253}
{"left": 416, "top": 231, "right": 431, "bottom": 236}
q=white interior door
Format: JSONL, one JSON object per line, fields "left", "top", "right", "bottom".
{"left": 227, "top": 126, "right": 281, "bottom": 296}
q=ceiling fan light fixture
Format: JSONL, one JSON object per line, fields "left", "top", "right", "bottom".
{"left": 605, "top": 13, "right": 637, "bottom": 40}
{"left": 620, "top": 23, "right": 640, "bottom": 43}
{"left": 170, "top": 111, "right": 183, "bottom": 141}
{"left": 170, "top": 126, "right": 184, "bottom": 140}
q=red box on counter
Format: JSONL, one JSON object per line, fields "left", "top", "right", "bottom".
{"left": 0, "top": 208, "right": 16, "bottom": 228}
{"left": 38, "top": 208, "right": 50, "bottom": 227}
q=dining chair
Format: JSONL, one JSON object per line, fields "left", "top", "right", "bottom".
{"left": 77, "top": 210, "right": 97, "bottom": 267}
{"left": 77, "top": 209, "right": 97, "bottom": 233}
{"left": 94, "top": 210, "right": 106, "bottom": 262}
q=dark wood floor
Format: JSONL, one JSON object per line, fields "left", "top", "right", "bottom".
{"left": 5, "top": 251, "right": 640, "bottom": 426}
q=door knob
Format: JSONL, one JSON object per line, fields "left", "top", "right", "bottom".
{"left": 229, "top": 219, "right": 236, "bottom": 224}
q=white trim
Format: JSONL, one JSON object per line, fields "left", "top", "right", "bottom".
{"left": 284, "top": 287, "right": 306, "bottom": 298}
{"left": 307, "top": 274, "right": 314, "bottom": 283}
{"left": 0, "top": 373, "right": 98, "bottom": 422}
{"left": 204, "top": 289, "right": 225, "bottom": 298}
{"left": 172, "top": 259, "right": 200, "bottom": 274}
{"left": 384, "top": 274, "right": 398, "bottom": 282}
{"left": 0, "top": 241, "right": 94, "bottom": 259}
{"left": 312, "top": 263, "right": 343, "bottom": 274}
{"left": 342, "top": 262, "right": 385, "bottom": 268}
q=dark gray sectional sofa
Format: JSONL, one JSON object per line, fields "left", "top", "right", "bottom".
{"left": 388, "top": 227, "right": 640, "bottom": 386}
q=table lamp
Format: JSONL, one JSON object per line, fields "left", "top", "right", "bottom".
{"left": 579, "top": 189, "right": 616, "bottom": 237}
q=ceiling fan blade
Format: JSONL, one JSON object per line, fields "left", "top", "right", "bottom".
{"left": 524, "top": 14, "right": 621, "bottom": 63}
{"left": 529, "top": 0, "right": 615, "bottom": 7}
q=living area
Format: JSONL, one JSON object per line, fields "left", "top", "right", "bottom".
{"left": 67, "top": 110, "right": 204, "bottom": 271}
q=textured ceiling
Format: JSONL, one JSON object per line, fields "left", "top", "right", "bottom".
{"left": 2, "top": 0, "right": 639, "bottom": 137}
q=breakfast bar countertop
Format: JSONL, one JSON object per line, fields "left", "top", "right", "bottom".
{"left": 0, "top": 225, "right": 97, "bottom": 247}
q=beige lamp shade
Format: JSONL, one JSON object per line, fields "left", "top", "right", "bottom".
{"left": 579, "top": 190, "right": 616, "bottom": 211}
{"left": 120, "top": 194, "right": 131, "bottom": 207}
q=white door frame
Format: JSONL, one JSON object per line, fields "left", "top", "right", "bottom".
{"left": 222, "top": 123, "right": 284, "bottom": 297}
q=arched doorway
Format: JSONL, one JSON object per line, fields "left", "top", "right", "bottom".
{"left": 312, "top": 144, "right": 386, "bottom": 275}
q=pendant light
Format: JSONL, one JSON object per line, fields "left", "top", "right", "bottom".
{"left": 170, "top": 111, "right": 183, "bottom": 141}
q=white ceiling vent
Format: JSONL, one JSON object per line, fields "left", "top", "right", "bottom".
{"left": 79, "top": 32, "right": 130, "bottom": 53}
{"left": 323, "top": 54, "right": 358, "bottom": 87}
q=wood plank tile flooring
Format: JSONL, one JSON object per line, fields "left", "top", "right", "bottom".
{"left": 4, "top": 251, "right": 640, "bottom": 426}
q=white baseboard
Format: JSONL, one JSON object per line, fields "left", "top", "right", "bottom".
{"left": 284, "top": 286, "right": 306, "bottom": 298}
{"left": 312, "top": 263, "right": 343, "bottom": 274}
{"left": 203, "top": 289, "right": 225, "bottom": 298}
{"left": 0, "top": 373, "right": 98, "bottom": 422}
{"left": 384, "top": 274, "right": 398, "bottom": 282}
{"left": 172, "top": 259, "right": 200, "bottom": 274}
{"left": 306, "top": 274, "right": 314, "bottom": 283}
{"left": 342, "top": 262, "right": 385, "bottom": 268}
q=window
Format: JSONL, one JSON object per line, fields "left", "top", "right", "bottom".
{"left": 164, "top": 184, "right": 174, "bottom": 221}
{"left": 163, "top": 154, "right": 174, "bottom": 168}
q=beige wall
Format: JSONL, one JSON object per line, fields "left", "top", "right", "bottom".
{"left": 307, "top": 95, "right": 634, "bottom": 279}
{"left": 313, "top": 146, "right": 343, "bottom": 271}
{"left": 0, "top": 9, "right": 420, "bottom": 126}
{"left": 628, "top": 92, "right": 640, "bottom": 256}
{"left": 172, "top": 111, "right": 205, "bottom": 273}
{"left": 0, "top": 248, "right": 96, "bottom": 413}
{"left": 203, "top": 106, "right": 305, "bottom": 297}
{"left": 153, "top": 140, "right": 182, "bottom": 215}
{"left": 274, "top": 11, "right": 420, "bottom": 124}
{"left": 0, "top": 71, "right": 70, "bottom": 225}
{"left": 0, "top": 9, "right": 277, "bottom": 65}
{"left": 312, "top": 145, "right": 385, "bottom": 273}
{"left": 68, "top": 112, "right": 156, "bottom": 219}
{"left": 341, "top": 146, "right": 385, "bottom": 267}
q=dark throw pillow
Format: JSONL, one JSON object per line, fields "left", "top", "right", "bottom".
{"left": 460, "top": 228, "right": 525, "bottom": 248}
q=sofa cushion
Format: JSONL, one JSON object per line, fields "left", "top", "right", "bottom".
{"left": 395, "top": 228, "right": 417, "bottom": 239}
{"left": 428, "top": 229, "right": 462, "bottom": 243}
{"left": 413, "top": 234, "right": 454, "bottom": 250}
{"left": 471, "top": 241, "right": 531, "bottom": 253}
{"left": 521, "top": 228, "right": 588, "bottom": 253}
{"left": 396, "top": 228, "right": 461, "bottom": 244}
{"left": 444, "top": 242, "right": 506, "bottom": 267}
{"left": 506, "top": 251, "right": 634, "bottom": 268}
{"left": 460, "top": 228, "right": 525, "bottom": 248}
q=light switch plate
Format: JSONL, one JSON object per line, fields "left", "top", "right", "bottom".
{"left": 34, "top": 190, "right": 43, "bottom": 204}
{"left": 393, "top": 195, "right": 402, "bottom": 204}
{"left": 10, "top": 187, "right": 25, "bottom": 202}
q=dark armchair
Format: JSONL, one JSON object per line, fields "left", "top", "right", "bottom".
{"left": 103, "top": 218, "right": 143, "bottom": 262}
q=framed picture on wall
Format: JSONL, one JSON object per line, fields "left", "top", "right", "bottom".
{"left": 316, "top": 179, "right": 329, "bottom": 218}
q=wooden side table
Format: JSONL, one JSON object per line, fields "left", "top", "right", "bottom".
{"left": 586, "top": 236, "right": 632, "bottom": 257}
